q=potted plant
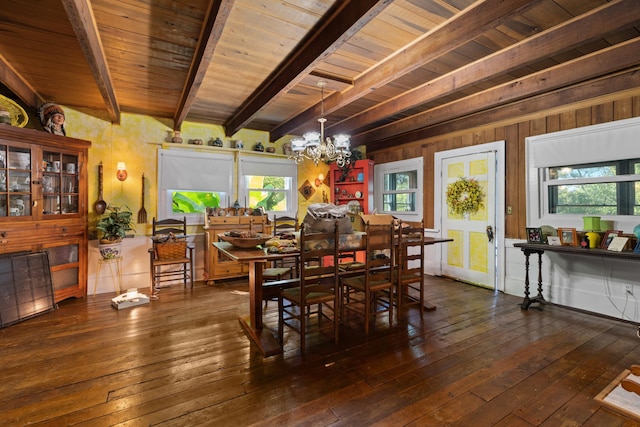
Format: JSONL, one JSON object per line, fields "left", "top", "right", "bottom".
{"left": 96, "top": 205, "right": 135, "bottom": 259}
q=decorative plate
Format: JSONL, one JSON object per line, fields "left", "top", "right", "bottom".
{"left": 0, "top": 95, "right": 28, "bottom": 127}
{"left": 355, "top": 191, "right": 362, "bottom": 198}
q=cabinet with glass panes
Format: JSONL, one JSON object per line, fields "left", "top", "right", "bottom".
{"left": 0, "top": 125, "right": 90, "bottom": 302}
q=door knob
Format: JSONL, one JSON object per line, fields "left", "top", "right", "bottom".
{"left": 486, "top": 225, "right": 494, "bottom": 242}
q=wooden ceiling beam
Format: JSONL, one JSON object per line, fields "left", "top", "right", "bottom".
{"left": 333, "top": 0, "right": 640, "bottom": 137}
{"left": 61, "top": 0, "right": 120, "bottom": 124}
{"left": 270, "top": 0, "right": 537, "bottom": 141}
{"left": 0, "top": 53, "right": 43, "bottom": 108}
{"left": 369, "top": 68, "right": 640, "bottom": 152}
{"left": 353, "top": 37, "right": 640, "bottom": 146}
{"left": 174, "top": 0, "right": 234, "bottom": 131}
{"left": 223, "top": 0, "right": 390, "bottom": 137}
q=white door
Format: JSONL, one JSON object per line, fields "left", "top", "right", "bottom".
{"left": 434, "top": 142, "right": 505, "bottom": 290}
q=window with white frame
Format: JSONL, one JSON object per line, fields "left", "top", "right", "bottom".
{"left": 238, "top": 155, "right": 298, "bottom": 218}
{"left": 374, "top": 157, "right": 423, "bottom": 221}
{"left": 158, "top": 149, "right": 234, "bottom": 225}
{"left": 526, "top": 117, "right": 640, "bottom": 230}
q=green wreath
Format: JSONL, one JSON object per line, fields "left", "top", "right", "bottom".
{"left": 446, "top": 177, "right": 484, "bottom": 215}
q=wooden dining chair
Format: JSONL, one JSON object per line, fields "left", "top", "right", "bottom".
{"left": 341, "top": 221, "right": 395, "bottom": 334}
{"left": 263, "top": 215, "right": 296, "bottom": 285}
{"left": 278, "top": 221, "right": 340, "bottom": 353}
{"left": 148, "top": 217, "right": 195, "bottom": 296}
{"left": 394, "top": 220, "right": 425, "bottom": 316}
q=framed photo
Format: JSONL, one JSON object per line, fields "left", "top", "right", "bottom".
{"left": 547, "top": 236, "right": 562, "bottom": 246}
{"left": 600, "top": 230, "right": 622, "bottom": 249}
{"left": 634, "top": 239, "right": 640, "bottom": 254}
{"left": 526, "top": 227, "right": 543, "bottom": 244}
{"left": 558, "top": 228, "right": 577, "bottom": 246}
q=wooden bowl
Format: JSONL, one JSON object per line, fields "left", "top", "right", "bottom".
{"left": 219, "top": 233, "right": 271, "bottom": 248}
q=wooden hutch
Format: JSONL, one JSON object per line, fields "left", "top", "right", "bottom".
{"left": 0, "top": 125, "right": 90, "bottom": 303}
{"left": 203, "top": 209, "right": 271, "bottom": 285}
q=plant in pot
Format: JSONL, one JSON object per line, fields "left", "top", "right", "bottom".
{"left": 96, "top": 205, "right": 135, "bottom": 259}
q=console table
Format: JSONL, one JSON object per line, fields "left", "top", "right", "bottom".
{"left": 513, "top": 242, "right": 640, "bottom": 309}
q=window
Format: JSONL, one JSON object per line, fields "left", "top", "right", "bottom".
{"left": 245, "top": 175, "right": 291, "bottom": 212}
{"left": 546, "top": 160, "right": 640, "bottom": 216}
{"left": 158, "top": 149, "right": 234, "bottom": 225}
{"left": 171, "top": 191, "right": 223, "bottom": 214}
{"left": 526, "top": 117, "right": 640, "bottom": 230}
{"left": 238, "top": 156, "right": 298, "bottom": 217}
{"left": 374, "top": 157, "right": 423, "bottom": 221}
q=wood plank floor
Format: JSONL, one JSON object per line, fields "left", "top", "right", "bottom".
{"left": 1, "top": 276, "right": 639, "bottom": 426}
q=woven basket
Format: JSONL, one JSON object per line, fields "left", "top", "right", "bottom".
{"left": 155, "top": 239, "right": 187, "bottom": 260}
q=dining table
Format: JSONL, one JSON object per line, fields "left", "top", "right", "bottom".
{"left": 214, "top": 235, "right": 453, "bottom": 357}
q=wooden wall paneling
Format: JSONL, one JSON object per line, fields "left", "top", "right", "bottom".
{"left": 592, "top": 101, "right": 614, "bottom": 124}
{"left": 517, "top": 121, "right": 531, "bottom": 240}
{"left": 482, "top": 128, "right": 496, "bottom": 144}
{"left": 504, "top": 123, "right": 520, "bottom": 239}
{"left": 632, "top": 96, "right": 640, "bottom": 115}
{"left": 423, "top": 143, "right": 435, "bottom": 229}
{"left": 530, "top": 117, "right": 547, "bottom": 137}
{"left": 613, "top": 98, "right": 633, "bottom": 120}
{"left": 576, "top": 106, "right": 592, "bottom": 127}
{"left": 560, "top": 110, "right": 577, "bottom": 130}
{"left": 546, "top": 114, "right": 561, "bottom": 133}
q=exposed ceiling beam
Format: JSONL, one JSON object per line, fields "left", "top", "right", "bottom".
{"left": 270, "top": 0, "right": 539, "bottom": 141}
{"left": 369, "top": 68, "right": 640, "bottom": 151}
{"left": 174, "top": 0, "right": 234, "bottom": 131}
{"left": 353, "top": 37, "right": 640, "bottom": 146}
{"left": 0, "top": 53, "right": 43, "bottom": 108}
{"left": 223, "top": 0, "right": 391, "bottom": 137}
{"left": 335, "top": 0, "right": 640, "bottom": 136}
{"left": 61, "top": 0, "right": 120, "bottom": 124}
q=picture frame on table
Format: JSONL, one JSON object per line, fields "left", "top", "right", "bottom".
{"left": 558, "top": 227, "right": 577, "bottom": 246}
{"left": 526, "top": 227, "right": 544, "bottom": 244}
{"left": 600, "top": 230, "right": 622, "bottom": 249}
{"left": 547, "top": 236, "right": 562, "bottom": 246}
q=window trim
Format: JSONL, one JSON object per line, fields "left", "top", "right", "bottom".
{"left": 374, "top": 157, "right": 423, "bottom": 221}
{"left": 237, "top": 154, "right": 298, "bottom": 218}
{"left": 157, "top": 149, "right": 234, "bottom": 225}
{"left": 526, "top": 117, "right": 640, "bottom": 230}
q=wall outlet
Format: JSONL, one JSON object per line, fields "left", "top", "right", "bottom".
{"left": 625, "top": 284, "right": 633, "bottom": 295}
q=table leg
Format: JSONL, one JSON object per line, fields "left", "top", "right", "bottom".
{"left": 238, "top": 259, "right": 283, "bottom": 357}
{"left": 520, "top": 248, "right": 546, "bottom": 309}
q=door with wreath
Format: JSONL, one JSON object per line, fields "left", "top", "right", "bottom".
{"left": 437, "top": 147, "right": 501, "bottom": 289}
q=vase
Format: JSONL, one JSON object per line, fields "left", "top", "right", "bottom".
{"left": 99, "top": 241, "right": 122, "bottom": 259}
{"left": 171, "top": 131, "right": 183, "bottom": 144}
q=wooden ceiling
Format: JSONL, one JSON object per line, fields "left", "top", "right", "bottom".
{"left": 1, "top": 0, "right": 639, "bottom": 149}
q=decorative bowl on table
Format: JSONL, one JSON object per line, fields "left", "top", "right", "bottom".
{"left": 219, "top": 233, "right": 271, "bottom": 248}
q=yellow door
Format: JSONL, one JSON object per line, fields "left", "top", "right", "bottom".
{"left": 440, "top": 151, "right": 496, "bottom": 288}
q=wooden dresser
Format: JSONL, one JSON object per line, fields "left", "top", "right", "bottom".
{"left": 0, "top": 125, "right": 90, "bottom": 302}
{"left": 203, "top": 213, "right": 271, "bottom": 285}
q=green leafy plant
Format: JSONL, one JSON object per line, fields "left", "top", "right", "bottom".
{"left": 96, "top": 205, "right": 135, "bottom": 243}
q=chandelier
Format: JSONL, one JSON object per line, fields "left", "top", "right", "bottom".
{"left": 289, "top": 81, "right": 351, "bottom": 168}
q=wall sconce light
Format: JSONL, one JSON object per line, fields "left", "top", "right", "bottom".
{"left": 116, "top": 162, "right": 128, "bottom": 181}
{"left": 315, "top": 173, "right": 324, "bottom": 187}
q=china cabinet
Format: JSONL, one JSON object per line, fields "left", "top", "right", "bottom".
{"left": 0, "top": 125, "right": 90, "bottom": 302}
{"left": 329, "top": 159, "right": 374, "bottom": 214}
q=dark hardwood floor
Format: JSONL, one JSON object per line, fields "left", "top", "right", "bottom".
{"left": 1, "top": 276, "right": 639, "bottom": 426}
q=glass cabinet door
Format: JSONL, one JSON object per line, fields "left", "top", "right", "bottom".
{"left": 0, "top": 144, "right": 32, "bottom": 218}
{"left": 42, "top": 151, "right": 79, "bottom": 216}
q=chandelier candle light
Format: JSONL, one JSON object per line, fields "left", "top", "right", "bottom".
{"left": 289, "top": 81, "right": 351, "bottom": 168}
